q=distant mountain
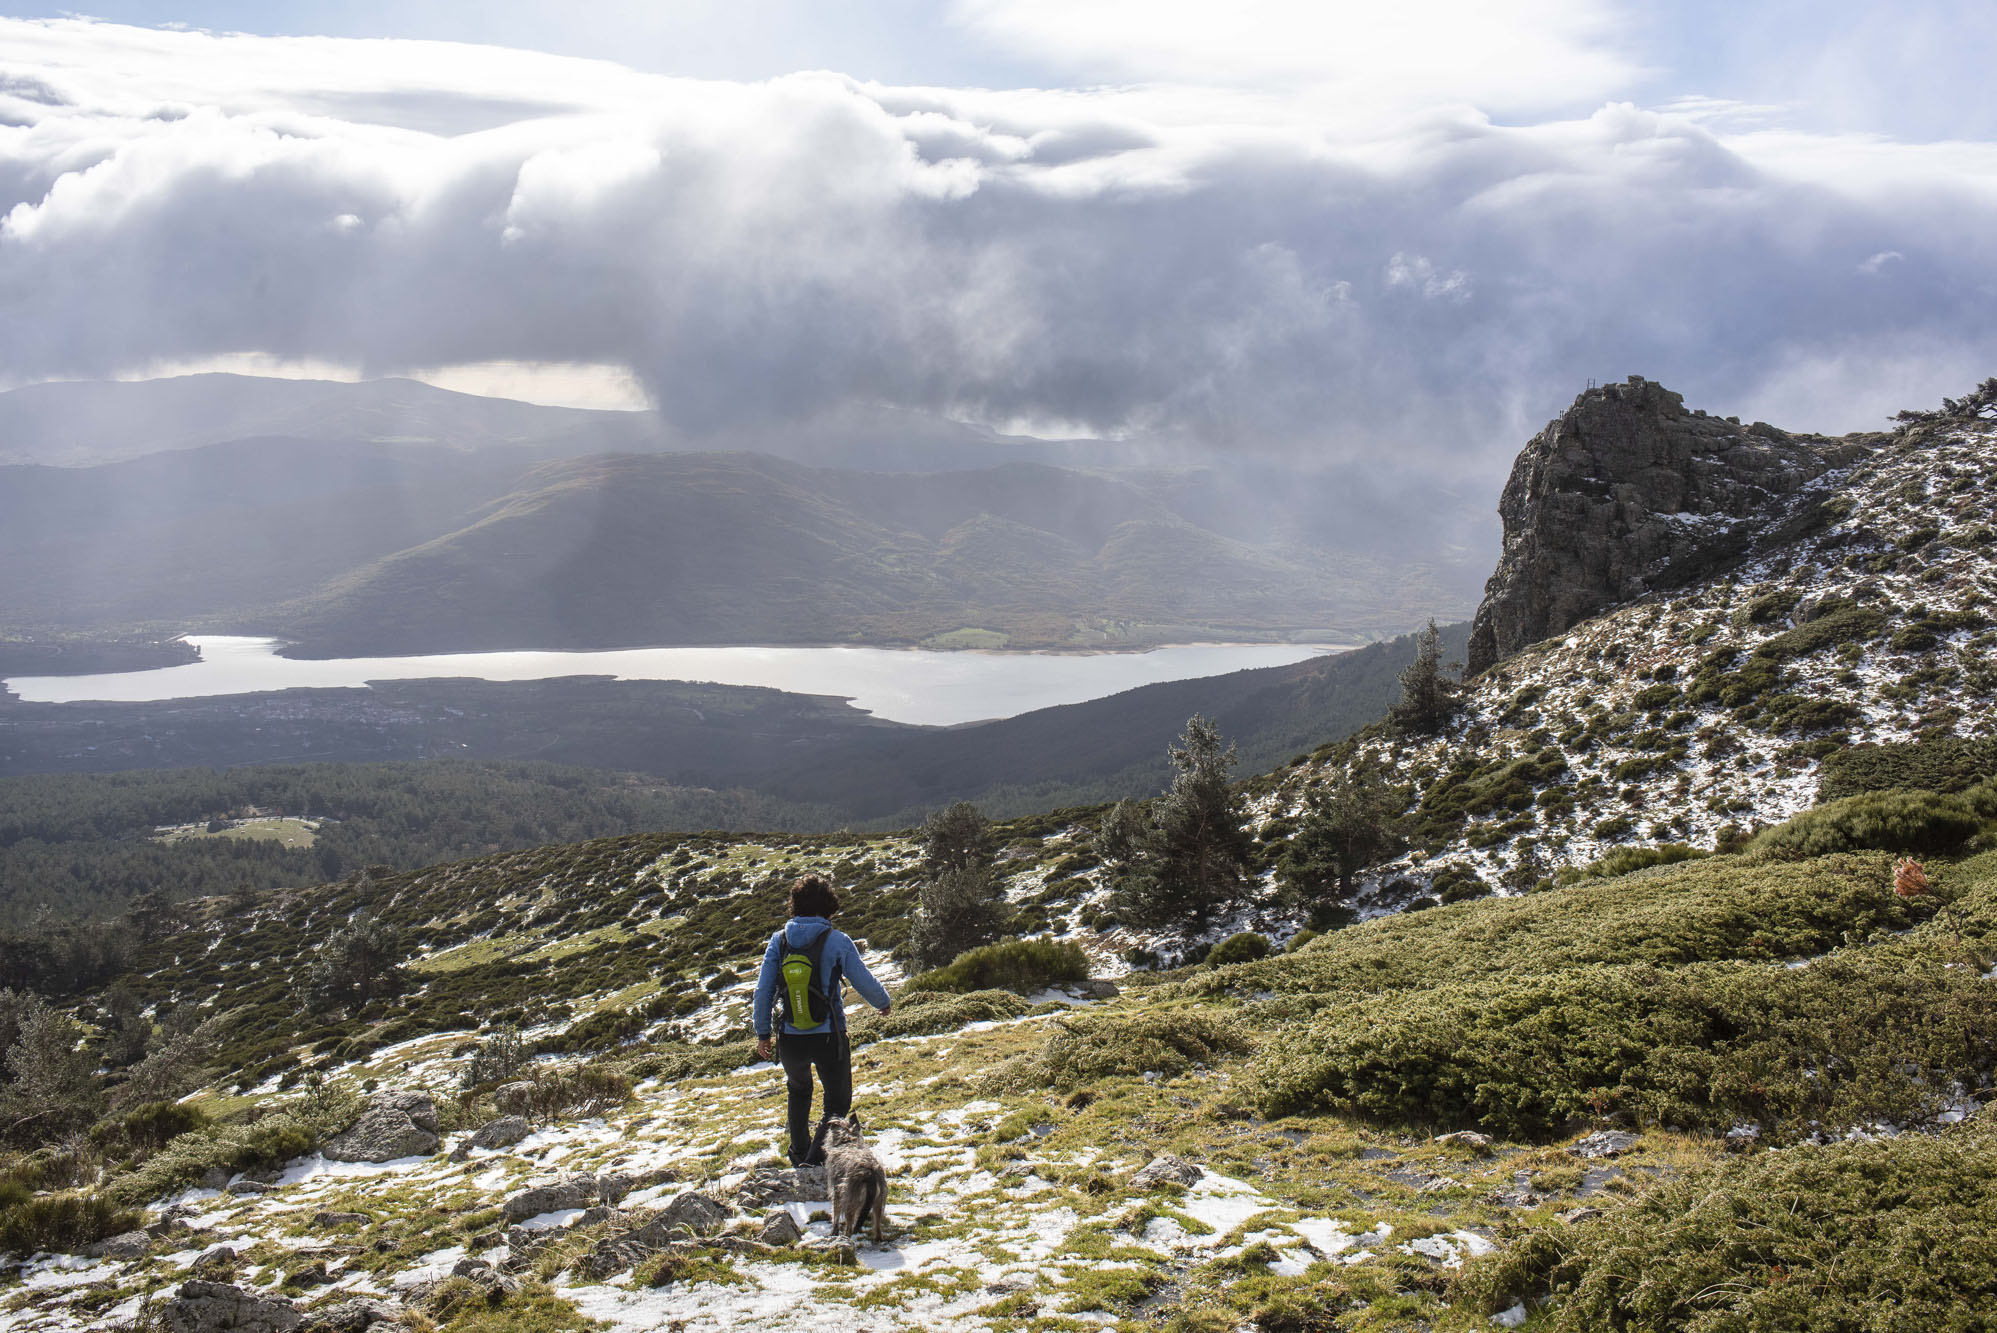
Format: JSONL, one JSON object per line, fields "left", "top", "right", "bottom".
{"left": 263, "top": 453, "right": 1468, "bottom": 653}
{"left": 0, "top": 373, "right": 654, "bottom": 466}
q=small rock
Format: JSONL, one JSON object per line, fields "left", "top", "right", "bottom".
{"left": 299, "top": 1297, "right": 401, "bottom": 1333}
{"left": 1417, "top": 1175, "right": 1465, "bottom": 1194}
{"left": 189, "top": 1246, "right": 238, "bottom": 1276}
{"left": 595, "top": 1171, "right": 635, "bottom": 1204}
{"left": 198, "top": 1166, "right": 232, "bottom": 1190}
{"left": 451, "top": 1257, "right": 494, "bottom": 1279}
{"left": 729, "top": 1165, "right": 827, "bottom": 1210}
{"left": 84, "top": 1230, "right": 150, "bottom": 1260}
{"left": 322, "top": 1092, "right": 441, "bottom": 1164}
{"left": 461, "top": 1266, "right": 521, "bottom": 1300}
{"left": 1557, "top": 1206, "right": 1602, "bottom": 1225}
{"left": 468, "top": 1230, "right": 504, "bottom": 1250}
{"left": 159, "top": 1280, "right": 302, "bottom": 1333}
{"left": 760, "top": 1210, "right": 802, "bottom": 1246}
{"left": 579, "top": 1237, "right": 655, "bottom": 1281}
{"left": 822, "top": 1240, "right": 857, "bottom": 1267}
{"left": 448, "top": 1142, "right": 472, "bottom": 1163}
{"left": 311, "top": 1211, "right": 369, "bottom": 1228}
{"left": 579, "top": 1205, "right": 625, "bottom": 1228}
{"left": 492, "top": 1082, "right": 536, "bottom": 1118}
{"left": 1433, "top": 1130, "right": 1494, "bottom": 1155}
{"left": 470, "top": 1115, "right": 532, "bottom": 1151}
{"left": 285, "top": 1261, "right": 331, "bottom": 1288}
{"left": 146, "top": 1218, "right": 191, "bottom": 1241}
{"left": 1129, "top": 1154, "right": 1203, "bottom": 1189}
{"left": 225, "top": 1180, "right": 273, "bottom": 1196}
{"left": 500, "top": 1175, "right": 596, "bottom": 1222}
{"left": 1079, "top": 979, "right": 1121, "bottom": 1000}
{"left": 637, "top": 1191, "right": 730, "bottom": 1240}
{"left": 1568, "top": 1131, "right": 1639, "bottom": 1159}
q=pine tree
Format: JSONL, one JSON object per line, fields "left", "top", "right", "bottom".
{"left": 910, "top": 802, "right": 1008, "bottom": 969}
{"left": 297, "top": 911, "right": 408, "bottom": 1015}
{"left": 921, "top": 802, "right": 995, "bottom": 876}
{"left": 1, "top": 995, "right": 101, "bottom": 1144}
{"left": 1112, "top": 716, "right": 1254, "bottom": 928}
{"left": 908, "top": 865, "right": 1010, "bottom": 970}
{"left": 1280, "top": 773, "right": 1404, "bottom": 908}
{"left": 1390, "top": 618, "right": 1459, "bottom": 735}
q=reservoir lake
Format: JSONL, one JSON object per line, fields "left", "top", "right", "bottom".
{"left": 4, "top": 636, "right": 1347, "bottom": 727}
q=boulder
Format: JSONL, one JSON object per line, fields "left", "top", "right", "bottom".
{"left": 321, "top": 1092, "right": 440, "bottom": 1163}
{"left": 85, "top": 1230, "right": 150, "bottom": 1259}
{"left": 189, "top": 1246, "right": 238, "bottom": 1277}
{"left": 198, "top": 1166, "right": 232, "bottom": 1191}
{"left": 492, "top": 1082, "right": 536, "bottom": 1118}
{"left": 1434, "top": 1130, "right": 1494, "bottom": 1155}
{"left": 1078, "top": 979, "right": 1121, "bottom": 1000}
{"left": 299, "top": 1297, "right": 401, "bottom": 1333}
{"left": 595, "top": 1171, "right": 635, "bottom": 1204}
{"left": 1466, "top": 377, "right": 1869, "bottom": 674}
{"left": 159, "top": 1280, "right": 302, "bottom": 1333}
{"left": 500, "top": 1175, "right": 597, "bottom": 1222}
{"left": 285, "top": 1261, "right": 332, "bottom": 1287}
{"left": 1129, "top": 1154, "right": 1203, "bottom": 1189}
{"left": 729, "top": 1166, "right": 828, "bottom": 1211}
{"left": 469, "top": 1115, "right": 531, "bottom": 1151}
{"left": 225, "top": 1180, "right": 273, "bottom": 1196}
{"left": 311, "top": 1211, "right": 369, "bottom": 1228}
{"left": 1568, "top": 1130, "right": 1639, "bottom": 1159}
{"left": 632, "top": 1191, "right": 730, "bottom": 1241}
{"left": 760, "top": 1210, "right": 802, "bottom": 1246}
{"left": 579, "top": 1237, "right": 655, "bottom": 1281}
{"left": 578, "top": 1205, "right": 627, "bottom": 1228}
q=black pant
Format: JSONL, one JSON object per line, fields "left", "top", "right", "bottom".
{"left": 777, "top": 1029, "right": 852, "bottom": 1166}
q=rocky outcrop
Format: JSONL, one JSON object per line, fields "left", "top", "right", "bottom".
{"left": 499, "top": 1174, "right": 598, "bottom": 1222}
{"left": 300, "top": 1297, "right": 401, "bottom": 1333}
{"left": 469, "top": 1115, "right": 530, "bottom": 1150}
{"left": 158, "top": 1280, "right": 302, "bottom": 1333}
{"left": 321, "top": 1092, "right": 439, "bottom": 1163}
{"left": 1129, "top": 1154, "right": 1203, "bottom": 1189}
{"left": 1465, "top": 377, "right": 1871, "bottom": 674}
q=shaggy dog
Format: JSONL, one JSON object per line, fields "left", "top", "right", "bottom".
{"left": 810, "top": 1114, "right": 888, "bottom": 1242}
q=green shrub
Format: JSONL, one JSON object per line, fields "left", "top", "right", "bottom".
{"left": 104, "top": 1095, "right": 353, "bottom": 1207}
{"left": 904, "top": 937, "right": 1091, "bottom": 996}
{"left": 1181, "top": 853, "right": 1919, "bottom": 1006}
{"left": 1556, "top": 843, "right": 1708, "bottom": 884}
{"left": 1455, "top": 1115, "right": 1997, "bottom": 1330}
{"left": 850, "top": 989, "right": 1034, "bottom": 1043}
{"left": 1818, "top": 737, "right": 1997, "bottom": 801}
{"left": 0, "top": 1188, "right": 141, "bottom": 1256}
{"left": 1206, "top": 933, "right": 1271, "bottom": 966}
{"left": 1251, "top": 954, "right": 1997, "bottom": 1139}
{"left": 1012, "top": 1009, "right": 1253, "bottom": 1092}
{"left": 1591, "top": 816, "right": 1635, "bottom": 841}
{"left": 93, "top": 1101, "right": 210, "bottom": 1155}
{"left": 1284, "top": 929, "right": 1320, "bottom": 953}
{"left": 619, "top": 1043, "right": 748, "bottom": 1084}
{"left": 1747, "top": 788, "right": 1986, "bottom": 859}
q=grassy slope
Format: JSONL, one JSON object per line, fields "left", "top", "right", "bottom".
{"left": 7, "top": 400, "right": 1997, "bottom": 1331}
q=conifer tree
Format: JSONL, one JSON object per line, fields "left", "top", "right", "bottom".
{"left": 1390, "top": 618, "right": 1459, "bottom": 735}
{"left": 909, "top": 802, "right": 1008, "bottom": 969}
{"left": 1280, "top": 772, "right": 1404, "bottom": 908}
{"left": 1112, "top": 716, "right": 1254, "bottom": 928}
{"left": 297, "top": 911, "right": 408, "bottom": 1015}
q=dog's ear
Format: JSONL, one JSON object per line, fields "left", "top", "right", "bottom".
{"left": 848, "top": 1114, "right": 864, "bottom": 1133}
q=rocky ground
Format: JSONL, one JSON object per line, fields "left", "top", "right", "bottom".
{"left": 3, "top": 984, "right": 1706, "bottom": 1333}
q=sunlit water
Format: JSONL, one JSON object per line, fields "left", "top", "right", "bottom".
{"left": 3, "top": 636, "right": 1349, "bottom": 727}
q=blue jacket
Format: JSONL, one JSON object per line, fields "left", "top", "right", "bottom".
{"left": 753, "top": 917, "right": 890, "bottom": 1037}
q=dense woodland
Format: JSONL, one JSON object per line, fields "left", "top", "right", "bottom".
{"left": 0, "top": 760, "right": 834, "bottom": 928}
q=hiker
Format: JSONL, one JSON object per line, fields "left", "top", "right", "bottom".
{"left": 753, "top": 874, "right": 891, "bottom": 1167}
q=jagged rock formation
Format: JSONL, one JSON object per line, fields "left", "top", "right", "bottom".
{"left": 1465, "top": 376, "right": 1872, "bottom": 674}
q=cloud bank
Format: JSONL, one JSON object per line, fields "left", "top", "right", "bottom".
{"left": 2, "top": 13, "right": 1995, "bottom": 471}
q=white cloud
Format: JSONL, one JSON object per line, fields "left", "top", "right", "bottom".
{"left": 0, "top": 15, "right": 1994, "bottom": 468}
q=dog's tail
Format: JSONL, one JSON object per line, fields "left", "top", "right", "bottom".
{"left": 857, "top": 1173, "right": 880, "bottom": 1239}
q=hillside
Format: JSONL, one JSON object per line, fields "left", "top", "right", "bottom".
{"left": 3, "top": 378, "right": 1995, "bottom": 1332}
{"left": 263, "top": 453, "right": 1462, "bottom": 654}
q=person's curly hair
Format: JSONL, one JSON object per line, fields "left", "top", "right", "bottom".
{"left": 788, "top": 873, "right": 841, "bottom": 918}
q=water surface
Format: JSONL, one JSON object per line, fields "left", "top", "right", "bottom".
{"left": 4, "top": 636, "right": 1347, "bottom": 727}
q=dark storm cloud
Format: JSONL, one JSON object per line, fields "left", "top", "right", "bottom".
{"left": 3, "top": 17, "right": 1995, "bottom": 469}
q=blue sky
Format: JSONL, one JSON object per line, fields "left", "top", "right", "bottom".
{"left": 1, "top": 2, "right": 1993, "bottom": 464}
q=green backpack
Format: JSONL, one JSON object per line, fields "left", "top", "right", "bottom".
{"left": 777, "top": 928, "right": 839, "bottom": 1029}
